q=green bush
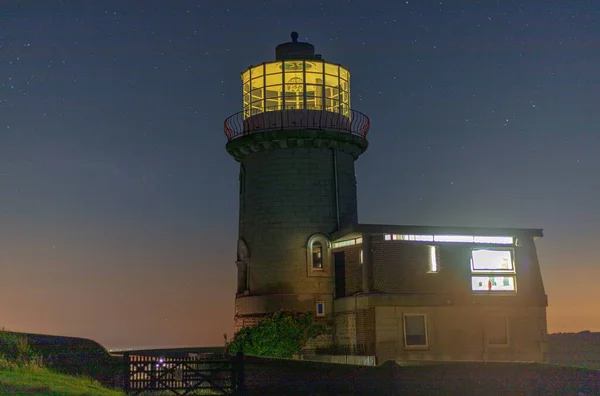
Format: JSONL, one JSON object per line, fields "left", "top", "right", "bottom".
{"left": 0, "top": 328, "right": 42, "bottom": 368}
{"left": 226, "top": 311, "right": 326, "bottom": 358}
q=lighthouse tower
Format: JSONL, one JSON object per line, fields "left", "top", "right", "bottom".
{"left": 224, "top": 32, "right": 370, "bottom": 331}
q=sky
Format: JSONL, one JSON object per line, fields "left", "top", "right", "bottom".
{"left": 1, "top": 0, "right": 598, "bottom": 350}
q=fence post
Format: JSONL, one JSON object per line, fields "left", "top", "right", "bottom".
{"left": 236, "top": 352, "right": 245, "bottom": 395}
{"left": 150, "top": 358, "right": 157, "bottom": 389}
{"left": 123, "top": 352, "right": 130, "bottom": 394}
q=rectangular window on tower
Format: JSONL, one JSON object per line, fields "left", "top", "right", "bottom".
{"left": 316, "top": 301, "right": 325, "bottom": 317}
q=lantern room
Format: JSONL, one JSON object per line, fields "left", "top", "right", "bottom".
{"left": 224, "top": 32, "right": 369, "bottom": 144}
{"left": 241, "top": 60, "right": 351, "bottom": 119}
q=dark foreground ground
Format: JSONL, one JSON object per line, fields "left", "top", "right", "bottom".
{"left": 242, "top": 356, "right": 599, "bottom": 396}
{"left": 10, "top": 331, "right": 600, "bottom": 395}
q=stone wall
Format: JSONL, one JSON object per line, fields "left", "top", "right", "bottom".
{"left": 332, "top": 243, "right": 362, "bottom": 297}
{"left": 333, "top": 306, "right": 375, "bottom": 355}
{"left": 374, "top": 305, "right": 547, "bottom": 363}
{"left": 239, "top": 147, "right": 358, "bottom": 295}
{"left": 370, "top": 234, "right": 547, "bottom": 305}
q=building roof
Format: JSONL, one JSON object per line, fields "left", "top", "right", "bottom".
{"left": 331, "top": 223, "right": 544, "bottom": 242}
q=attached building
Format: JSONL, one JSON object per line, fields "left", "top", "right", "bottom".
{"left": 328, "top": 224, "right": 548, "bottom": 363}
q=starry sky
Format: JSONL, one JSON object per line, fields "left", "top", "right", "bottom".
{"left": 1, "top": 1, "right": 598, "bottom": 350}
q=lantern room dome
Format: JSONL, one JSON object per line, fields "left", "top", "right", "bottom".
{"left": 275, "top": 31, "right": 319, "bottom": 61}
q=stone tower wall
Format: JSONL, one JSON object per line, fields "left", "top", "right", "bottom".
{"left": 239, "top": 146, "right": 358, "bottom": 298}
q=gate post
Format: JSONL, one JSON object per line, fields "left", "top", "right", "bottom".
{"left": 235, "top": 352, "right": 246, "bottom": 395}
{"left": 150, "top": 359, "right": 157, "bottom": 389}
{"left": 123, "top": 352, "right": 131, "bottom": 394}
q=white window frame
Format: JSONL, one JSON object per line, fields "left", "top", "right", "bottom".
{"left": 472, "top": 275, "right": 517, "bottom": 293}
{"left": 306, "top": 233, "right": 331, "bottom": 273}
{"left": 470, "top": 248, "right": 517, "bottom": 294}
{"left": 403, "top": 313, "right": 429, "bottom": 349}
{"left": 470, "top": 248, "right": 515, "bottom": 274}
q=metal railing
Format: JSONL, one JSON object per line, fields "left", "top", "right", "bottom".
{"left": 224, "top": 109, "right": 370, "bottom": 141}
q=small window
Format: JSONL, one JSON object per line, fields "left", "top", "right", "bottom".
{"left": 471, "top": 249, "right": 514, "bottom": 273}
{"left": 428, "top": 245, "right": 438, "bottom": 272}
{"left": 316, "top": 301, "right": 325, "bottom": 317}
{"left": 307, "top": 234, "right": 330, "bottom": 272}
{"left": 486, "top": 314, "right": 509, "bottom": 346}
{"left": 312, "top": 242, "right": 323, "bottom": 269}
{"left": 404, "top": 314, "right": 428, "bottom": 347}
{"left": 359, "top": 249, "right": 363, "bottom": 264}
{"left": 472, "top": 276, "right": 516, "bottom": 292}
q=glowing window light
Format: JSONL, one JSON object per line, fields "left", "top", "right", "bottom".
{"left": 429, "top": 245, "right": 438, "bottom": 272}
{"left": 471, "top": 250, "right": 514, "bottom": 273}
{"left": 473, "top": 236, "right": 513, "bottom": 244}
{"left": 241, "top": 60, "right": 351, "bottom": 118}
{"left": 393, "top": 234, "right": 434, "bottom": 242}
{"left": 472, "top": 276, "right": 516, "bottom": 292}
{"left": 434, "top": 235, "right": 474, "bottom": 243}
{"left": 385, "top": 234, "right": 513, "bottom": 245}
{"left": 332, "top": 237, "right": 363, "bottom": 249}
{"left": 360, "top": 249, "right": 363, "bottom": 264}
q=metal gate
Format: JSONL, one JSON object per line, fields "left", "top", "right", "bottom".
{"left": 123, "top": 352, "right": 244, "bottom": 395}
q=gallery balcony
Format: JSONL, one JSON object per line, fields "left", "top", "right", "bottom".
{"left": 223, "top": 108, "right": 370, "bottom": 142}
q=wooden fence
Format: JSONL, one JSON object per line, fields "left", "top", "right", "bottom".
{"left": 123, "top": 351, "right": 245, "bottom": 395}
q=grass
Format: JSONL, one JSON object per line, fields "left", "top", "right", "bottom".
{"left": 0, "top": 362, "right": 124, "bottom": 395}
{"left": 0, "top": 328, "right": 123, "bottom": 395}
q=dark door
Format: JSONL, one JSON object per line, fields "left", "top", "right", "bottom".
{"left": 334, "top": 251, "right": 346, "bottom": 298}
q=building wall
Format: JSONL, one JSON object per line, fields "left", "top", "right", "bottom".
{"left": 333, "top": 231, "right": 548, "bottom": 363}
{"left": 240, "top": 147, "right": 357, "bottom": 294}
{"left": 370, "top": 234, "right": 547, "bottom": 305}
{"left": 334, "top": 307, "right": 376, "bottom": 355}
{"left": 233, "top": 143, "right": 360, "bottom": 320}
{"left": 374, "top": 305, "right": 547, "bottom": 363}
{"left": 332, "top": 244, "right": 363, "bottom": 297}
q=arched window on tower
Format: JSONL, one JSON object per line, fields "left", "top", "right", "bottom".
{"left": 307, "top": 234, "right": 330, "bottom": 273}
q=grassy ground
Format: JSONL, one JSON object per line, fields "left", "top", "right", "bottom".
{"left": 0, "top": 329, "right": 123, "bottom": 395}
{"left": 0, "top": 363, "right": 124, "bottom": 395}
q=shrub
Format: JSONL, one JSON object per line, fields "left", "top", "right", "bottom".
{"left": 226, "top": 311, "right": 326, "bottom": 358}
{"left": 0, "top": 328, "right": 41, "bottom": 367}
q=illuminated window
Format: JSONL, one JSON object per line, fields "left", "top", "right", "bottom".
{"left": 404, "top": 314, "right": 428, "bottom": 347}
{"left": 316, "top": 301, "right": 325, "bottom": 317}
{"left": 485, "top": 314, "right": 509, "bottom": 346}
{"left": 474, "top": 236, "right": 513, "bottom": 244}
{"left": 307, "top": 234, "right": 330, "bottom": 271}
{"left": 471, "top": 250, "right": 514, "bottom": 273}
{"left": 428, "top": 246, "right": 438, "bottom": 273}
{"left": 312, "top": 242, "right": 323, "bottom": 269}
{"left": 332, "top": 237, "right": 363, "bottom": 249}
{"left": 394, "top": 234, "right": 434, "bottom": 242}
{"left": 434, "top": 234, "right": 474, "bottom": 243}
{"left": 383, "top": 234, "right": 513, "bottom": 245}
{"left": 360, "top": 249, "right": 363, "bottom": 264}
{"left": 472, "top": 276, "right": 516, "bottom": 292}
{"left": 240, "top": 60, "right": 351, "bottom": 118}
